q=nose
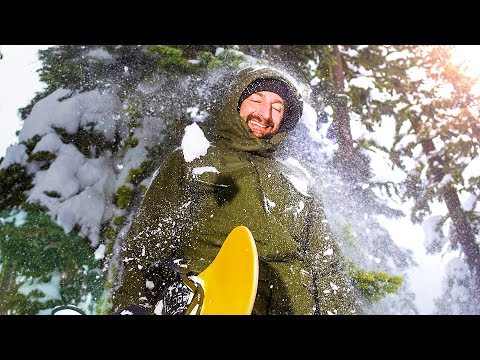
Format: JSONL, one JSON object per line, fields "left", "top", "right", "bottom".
{"left": 257, "top": 101, "right": 272, "bottom": 120}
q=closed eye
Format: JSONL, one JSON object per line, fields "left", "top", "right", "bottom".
{"left": 272, "top": 104, "right": 284, "bottom": 112}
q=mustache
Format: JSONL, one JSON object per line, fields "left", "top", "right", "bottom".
{"left": 246, "top": 114, "right": 273, "bottom": 128}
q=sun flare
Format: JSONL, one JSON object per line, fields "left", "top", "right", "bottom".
{"left": 452, "top": 45, "right": 480, "bottom": 78}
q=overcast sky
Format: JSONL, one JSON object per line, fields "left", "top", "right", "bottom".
{"left": 0, "top": 45, "right": 51, "bottom": 158}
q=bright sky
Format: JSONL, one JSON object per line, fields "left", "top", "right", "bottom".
{"left": 375, "top": 204, "right": 456, "bottom": 314}
{"left": 452, "top": 45, "right": 480, "bottom": 78}
{"left": 0, "top": 45, "right": 51, "bottom": 158}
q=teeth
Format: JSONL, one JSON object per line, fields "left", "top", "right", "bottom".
{"left": 251, "top": 120, "right": 266, "bottom": 128}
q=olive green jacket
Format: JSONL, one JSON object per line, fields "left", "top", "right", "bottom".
{"left": 112, "top": 66, "right": 360, "bottom": 315}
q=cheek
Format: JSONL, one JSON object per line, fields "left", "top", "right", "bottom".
{"left": 239, "top": 108, "right": 247, "bottom": 120}
{"left": 239, "top": 104, "right": 251, "bottom": 120}
{"left": 272, "top": 114, "right": 283, "bottom": 129}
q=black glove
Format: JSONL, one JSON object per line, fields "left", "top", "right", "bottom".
{"left": 144, "top": 258, "right": 193, "bottom": 315}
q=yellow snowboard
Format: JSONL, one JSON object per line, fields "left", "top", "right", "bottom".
{"left": 185, "top": 226, "right": 258, "bottom": 315}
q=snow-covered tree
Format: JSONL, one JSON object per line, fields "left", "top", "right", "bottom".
{"left": 0, "top": 45, "right": 257, "bottom": 314}
{"left": 5, "top": 45, "right": 467, "bottom": 314}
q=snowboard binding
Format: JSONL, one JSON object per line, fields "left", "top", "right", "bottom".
{"left": 145, "top": 258, "right": 205, "bottom": 315}
{"left": 145, "top": 226, "right": 259, "bottom": 315}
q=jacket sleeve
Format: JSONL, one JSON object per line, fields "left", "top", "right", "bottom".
{"left": 111, "top": 150, "right": 189, "bottom": 313}
{"left": 305, "top": 195, "right": 363, "bottom": 315}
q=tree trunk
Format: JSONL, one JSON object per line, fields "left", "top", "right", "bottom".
{"left": 411, "top": 116, "right": 480, "bottom": 285}
{"left": 330, "top": 46, "right": 373, "bottom": 182}
{"left": 443, "top": 188, "right": 480, "bottom": 278}
{"left": 332, "top": 45, "right": 355, "bottom": 160}
{"left": 0, "top": 261, "right": 16, "bottom": 314}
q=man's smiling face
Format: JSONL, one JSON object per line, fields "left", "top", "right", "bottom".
{"left": 239, "top": 91, "right": 285, "bottom": 139}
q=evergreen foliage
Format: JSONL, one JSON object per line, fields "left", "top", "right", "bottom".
{"left": 0, "top": 210, "right": 104, "bottom": 314}
{"left": 0, "top": 164, "right": 34, "bottom": 210}
{"left": 22, "top": 134, "right": 42, "bottom": 155}
{"left": 346, "top": 262, "right": 404, "bottom": 302}
{"left": 146, "top": 45, "right": 193, "bottom": 72}
{"left": 339, "top": 223, "right": 404, "bottom": 302}
{"left": 53, "top": 125, "right": 120, "bottom": 159}
{"left": 28, "top": 150, "right": 57, "bottom": 170}
{"left": 114, "top": 185, "right": 133, "bottom": 209}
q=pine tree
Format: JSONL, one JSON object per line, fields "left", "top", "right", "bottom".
{"left": 306, "top": 45, "right": 418, "bottom": 313}
{"left": 0, "top": 45, "right": 258, "bottom": 313}
{"left": 0, "top": 210, "right": 104, "bottom": 314}
{"left": 386, "top": 46, "right": 480, "bottom": 311}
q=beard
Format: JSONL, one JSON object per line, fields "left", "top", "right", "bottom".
{"left": 246, "top": 114, "right": 273, "bottom": 129}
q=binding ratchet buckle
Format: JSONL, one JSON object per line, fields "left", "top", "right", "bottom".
{"left": 146, "top": 258, "right": 206, "bottom": 315}
{"left": 171, "top": 258, "right": 205, "bottom": 315}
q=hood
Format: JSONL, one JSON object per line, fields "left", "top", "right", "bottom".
{"left": 206, "top": 65, "right": 303, "bottom": 155}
